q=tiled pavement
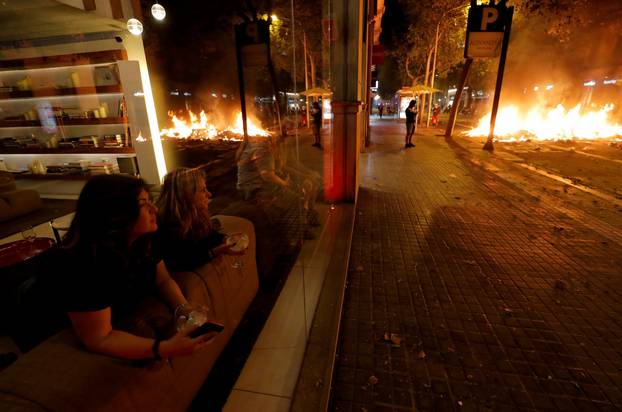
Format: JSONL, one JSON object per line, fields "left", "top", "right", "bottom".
{"left": 331, "top": 121, "right": 622, "bottom": 411}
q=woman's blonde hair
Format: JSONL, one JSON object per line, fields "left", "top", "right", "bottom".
{"left": 157, "top": 167, "right": 212, "bottom": 239}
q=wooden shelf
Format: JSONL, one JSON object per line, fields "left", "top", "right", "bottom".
{"left": 0, "top": 147, "right": 134, "bottom": 155}
{"left": 0, "top": 50, "right": 127, "bottom": 71}
{"left": 0, "top": 85, "right": 122, "bottom": 100}
{"left": 0, "top": 117, "right": 127, "bottom": 128}
{"left": 13, "top": 172, "right": 134, "bottom": 181}
{"left": 13, "top": 172, "right": 92, "bottom": 180}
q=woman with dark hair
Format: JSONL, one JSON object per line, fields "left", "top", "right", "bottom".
{"left": 311, "top": 101, "right": 322, "bottom": 148}
{"left": 156, "top": 167, "right": 242, "bottom": 272}
{"left": 405, "top": 99, "right": 418, "bottom": 148}
{"left": 57, "top": 174, "right": 213, "bottom": 360}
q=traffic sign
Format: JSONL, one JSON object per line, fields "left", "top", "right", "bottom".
{"left": 464, "top": 1, "right": 510, "bottom": 58}
{"left": 235, "top": 21, "right": 270, "bottom": 67}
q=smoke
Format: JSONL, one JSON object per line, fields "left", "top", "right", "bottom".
{"left": 495, "top": 2, "right": 622, "bottom": 111}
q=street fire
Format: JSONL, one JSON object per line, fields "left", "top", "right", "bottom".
{"left": 227, "top": 112, "right": 270, "bottom": 137}
{"left": 467, "top": 104, "right": 622, "bottom": 141}
{"left": 160, "top": 110, "right": 269, "bottom": 140}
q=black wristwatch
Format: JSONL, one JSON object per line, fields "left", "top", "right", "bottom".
{"left": 152, "top": 338, "right": 162, "bottom": 361}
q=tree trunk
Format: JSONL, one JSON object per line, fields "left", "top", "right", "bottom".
{"left": 405, "top": 55, "right": 414, "bottom": 82}
{"left": 303, "top": 31, "right": 310, "bottom": 128}
{"left": 420, "top": 46, "right": 433, "bottom": 125}
{"left": 310, "top": 53, "right": 316, "bottom": 88}
{"left": 427, "top": 23, "right": 441, "bottom": 127}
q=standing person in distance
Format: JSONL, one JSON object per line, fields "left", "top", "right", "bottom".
{"left": 311, "top": 101, "right": 322, "bottom": 149}
{"left": 432, "top": 104, "right": 441, "bottom": 127}
{"left": 405, "top": 99, "right": 418, "bottom": 148}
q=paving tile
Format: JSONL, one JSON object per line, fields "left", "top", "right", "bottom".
{"left": 329, "top": 123, "right": 622, "bottom": 411}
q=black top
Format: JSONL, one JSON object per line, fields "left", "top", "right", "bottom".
{"left": 156, "top": 224, "right": 225, "bottom": 273}
{"left": 405, "top": 106, "right": 418, "bottom": 123}
{"left": 311, "top": 107, "right": 322, "bottom": 124}
{"left": 55, "top": 236, "right": 161, "bottom": 321}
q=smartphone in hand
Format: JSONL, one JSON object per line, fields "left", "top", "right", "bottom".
{"left": 189, "top": 321, "right": 225, "bottom": 338}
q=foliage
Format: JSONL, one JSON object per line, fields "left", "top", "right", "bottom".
{"left": 513, "top": 0, "right": 589, "bottom": 42}
{"left": 380, "top": 0, "right": 593, "bottom": 93}
{"left": 378, "top": 56, "right": 403, "bottom": 98}
{"left": 270, "top": 0, "right": 326, "bottom": 87}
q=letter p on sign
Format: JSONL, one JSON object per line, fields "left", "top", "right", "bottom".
{"left": 481, "top": 7, "right": 498, "bottom": 30}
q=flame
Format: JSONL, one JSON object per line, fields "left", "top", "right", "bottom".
{"left": 467, "top": 104, "right": 622, "bottom": 141}
{"left": 136, "top": 132, "right": 147, "bottom": 142}
{"left": 227, "top": 112, "right": 270, "bottom": 137}
{"left": 160, "top": 110, "right": 269, "bottom": 140}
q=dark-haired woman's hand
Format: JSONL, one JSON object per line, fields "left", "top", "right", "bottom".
{"left": 213, "top": 236, "right": 246, "bottom": 256}
{"left": 159, "top": 324, "right": 217, "bottom": 358}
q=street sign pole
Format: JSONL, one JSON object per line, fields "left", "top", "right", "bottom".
{"left": 445, "top": 58, "right": 473, "bottom": 139}
{"left": 234, "top": 21, "right": 272, "bottom": 143}
{"left": 483, "top": 6, "right": 514, "bottom": 151}
{"left": 234, "top": 24, "right": 250, "bottom": 142}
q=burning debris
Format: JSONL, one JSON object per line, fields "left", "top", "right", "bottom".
{"left": 467, "top": 104, "right": 622, "bottom": 141}
{"left": 160, "top": 110, "right": 270, "bottom": 141}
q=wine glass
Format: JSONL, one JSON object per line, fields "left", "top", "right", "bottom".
{"left": 21, "top": 226, "right": 36, "bottom": 243}
{"left": 226, "top": 233, "right": 249, "bottom": 269}
{"left": 174, "top": 303, "right": 209, "bottom": 332}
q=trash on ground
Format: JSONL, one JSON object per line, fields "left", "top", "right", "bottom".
{"left": 554, "top": 280, "right": 567, "bottom": 291}
{"left": 383, "top": 332, "right": 402, "bottom": 346}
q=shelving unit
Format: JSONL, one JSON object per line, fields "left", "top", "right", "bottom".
{"left": 0, "top": 50, "right": 126, "bottom": 71}
{"left": 0, "top": 117, "right": 127, "bottom": 128}
{"left": 0, "top": 147, "right": 134, "bottom": 155}
{"left": 0, "top": 85, "right": 122, "bottom": 100}
{"left": 0, "top": 50, "right": 137, "bottom": 177}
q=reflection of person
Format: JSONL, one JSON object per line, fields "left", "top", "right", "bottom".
{"left": 405, "top": 99, "right": 417, "bottom": 148}
{"left": 56, "top": 175, "right": 214, "bottom": 360}
{"left": 432, "top": 104, "right": 441, "bottom": 127}
{"left": 156, "top": 168, "right": 243, "bottom": 272}
{"left": 237, "top": 137, "right": 289, "bottom": 201}
{"left": 311, "top": 101, "right": 322, "bottom": 148}
{"left": 378, "top": 103, "right": 384, "bottom": 118}
{"left": 237, "top": 136, "right": 320, "bottom": 235}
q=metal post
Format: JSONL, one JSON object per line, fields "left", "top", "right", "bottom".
{"left": 483, "top": 6, "right": 514, "bottom": 151}
{"left": 234, "top": 29, "right": 249, "bottom": 142}
{"left": 267, "top": 49, "right": 284, "bottom": 138}
{"left": 365, "top": 18, "right": 374, "bottom": 147}
{"left": 445, "top": 58, "right": 473, "bottom": 138}
{"left": 303, "top": 32, "right": 311, "bottom": 128}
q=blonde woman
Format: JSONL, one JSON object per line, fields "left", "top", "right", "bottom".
{"left": 156, "top": 167, "right": 241, "bottom": 272}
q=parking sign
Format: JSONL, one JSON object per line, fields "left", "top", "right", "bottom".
{"left": 464, "top": 1, "right": 509, "bottom": 58}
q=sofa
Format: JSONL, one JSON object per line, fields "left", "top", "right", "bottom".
{"left": 0, "top": 171, "right": 42, "bottom": 223}
{"left": 0, "top": 215, "right": 258, "bottom": 412}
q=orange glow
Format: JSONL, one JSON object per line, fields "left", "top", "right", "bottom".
{"left": 160, "top": 110, "right": 270, "bottom": 140}
{"left": 227, "top": 112, "right": 270, "bottom": 137}
{"left": 467, "top": 104, "right": 622, "bottom": 141}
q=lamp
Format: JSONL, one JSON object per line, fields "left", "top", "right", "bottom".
{"left": 151, "top": 3, "right": 166, "bottom": 21}
{"left": 127, "top": 18, "right": 143, "bottom": 36}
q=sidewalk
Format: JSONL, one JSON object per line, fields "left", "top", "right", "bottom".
{"left": 331, "top": 120, "right": 622, "bottom": 411}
